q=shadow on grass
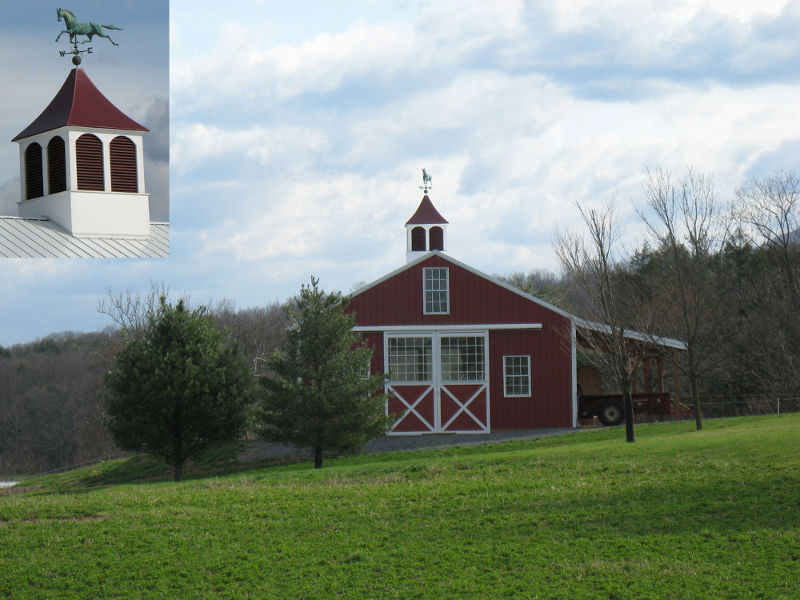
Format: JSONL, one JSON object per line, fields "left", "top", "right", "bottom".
{"left": 15, "top": 442, "right": 309, "bottom": 493}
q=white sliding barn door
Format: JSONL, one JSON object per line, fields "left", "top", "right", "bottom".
{"left": 385, "top": 332, "right": 489, "bottom": 434}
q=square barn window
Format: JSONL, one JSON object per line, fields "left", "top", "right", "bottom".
{"left": 388, "top": 337, "right": 433, "bottom": 382}
{"left": 423, "top": 267, "right": 449, "bottom": 314}
{"left": 503, "top": 355, "right": 531, "bottom": 397}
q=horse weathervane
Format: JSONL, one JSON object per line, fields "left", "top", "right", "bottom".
{"left": 420, "top": 169, "right": 433, "bottom": 193}
{"left": 55, "top": 8, "right": 122, "bottom": 66}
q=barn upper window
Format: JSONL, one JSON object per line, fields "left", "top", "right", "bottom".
{"left": 423, "top": 267, "right": 449, "bottom": 314}
{"left": 110, "top": 135, "right": 138, "bottom": 193}
{"left": 75, "top": 133, "right": 104, "bottom": 191}
{"left": 503, "top": 355, "right": 531, "bottom": 397}
{"left": 47, "top": 136, "right": 67, "bottom": 195}
{"left": 24, "top": 143, "right": 44, "bottom": 200}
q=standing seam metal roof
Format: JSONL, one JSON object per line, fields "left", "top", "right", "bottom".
{"left": 0, "top": 217, "right": 168, "bottom": 258}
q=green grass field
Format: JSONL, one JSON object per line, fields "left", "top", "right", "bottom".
{"left": 2, "top": 415, "right": 799, "bottom": 599}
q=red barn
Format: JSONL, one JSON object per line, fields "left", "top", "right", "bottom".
{"left": 348, "top": 193, "right": 580, "bottom": 434}
{"left": 349, "top": 192, "right": 686, "bottom": 434}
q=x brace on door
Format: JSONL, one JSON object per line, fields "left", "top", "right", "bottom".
{"left": 440, "top": 384, "right": 488, "bottom": 431}
{"left": 388, "top": 384, "right": 435, "bottom": 432}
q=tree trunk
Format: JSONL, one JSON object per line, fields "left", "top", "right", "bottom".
{"left": 690, "top": 372, "right": 703, "bottom": 431}
{"left": 173, "top": 458, "right": 183, "bottom": 482}
{"left": 173, "top": 435, "right": 184, "bottom": 482}
{"left": 314, "top": 446, "right": 323, "bottom": 469}
{"left": 623, "top": 390, "right": 636, "bottom": 443}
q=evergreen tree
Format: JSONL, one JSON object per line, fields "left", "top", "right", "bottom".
{"left": 260, "top": 277, "right": 389, "bottom": 468}
{"left": 104, "top": 298, "right": 254, "bottom": 481}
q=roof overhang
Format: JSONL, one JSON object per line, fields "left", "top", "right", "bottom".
{"left": 574, "top": 317, "right": 687, "bottom": 350}
{"left": 354, "top": 323, "right": 543, "bottom": 332}
{"left": 13, "top": 68, "right": 148, "bottom": 142}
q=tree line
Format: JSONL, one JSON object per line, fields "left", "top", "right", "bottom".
{"left": 1, "top": 280, "right": 387, "bottom": 479}
{"left": 504, "top": 168, "right": 799, "bottom": 439}
{"left": 0, "top": 297, "right": 290, "bottom": 477}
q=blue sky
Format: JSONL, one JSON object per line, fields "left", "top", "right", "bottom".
{"left": 1, "top": 0, "right": 799, "bottom": 346}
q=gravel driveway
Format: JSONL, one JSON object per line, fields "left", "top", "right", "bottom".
{"left": 238, "top": 428, "right": 577, "bottom": 463}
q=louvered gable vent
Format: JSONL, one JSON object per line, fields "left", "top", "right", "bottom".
{"left": 76, "top": 133, "right": 104, "bottom": 191}
{"left": 47, "top": 136, "right": 67, "bottom": 195}
{"left": 25, "top": 143, "right": 44, "bottom": 200}
{"left": 110, "top": 136, "right": 138, "bottom": 193}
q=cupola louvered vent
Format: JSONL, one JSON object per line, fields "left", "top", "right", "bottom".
{"left": 411, "top": 226, "right": 426, "bottom": 251}
{"left": 76, "top": 133, "right": 104, "bottom": 191}
{"left": 429, "top": 226, "right": 444, "bottom": 251}
{"left": 110, "top": 136, "right": 138, "bottom": 193}
{"left": 24, "top": 143, "right": 44, "bottom": 200}
{"left": 47, "top": 136, "right": 67, "bottom": 195}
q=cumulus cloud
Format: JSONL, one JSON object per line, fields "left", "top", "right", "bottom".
{"left": 172, "top": 19, "right": 415, "bottom": 115}
{"left": 166, "top": 0, "right": 800, "bottom": 283}
{"left": 0, "top": 176, "right": 19, "bottom": 217}
{"left": 127, "top": 96, "right": 171, "bottom": 222}
{"left": 142, "top": 97, "right": 169, "bottom": 163}
{"left": 171, "top": 122, "right": 329, "bottom": 178}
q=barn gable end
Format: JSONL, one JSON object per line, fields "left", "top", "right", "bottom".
{"left": 348, "top": 193, "right": 576, "bottom": 434}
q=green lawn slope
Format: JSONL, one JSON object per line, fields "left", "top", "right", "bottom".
{"left": 2, "top": 415, "right": 799, "bottom": 599}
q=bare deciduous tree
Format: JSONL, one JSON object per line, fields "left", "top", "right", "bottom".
{"left": 212, "top": 302, "right": 288, "bottom": 376}
{"left": 556, "top": 201, "right": 652, "bottom": 443}
{"left": 98, "top": 281, "right": 171, "bottom": 340}
{"left": 639, "top": 167, "right": 726, "bottom": 430}
{"left": 735, "top": 169, "right": 799, "bottom": 305}
{"left": 733, "top": 170, "right": 800, "bottom": 396}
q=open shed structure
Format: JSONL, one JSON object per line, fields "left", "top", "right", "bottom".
{"left": 348, "top": 192, "right": 684, "bottom": 434}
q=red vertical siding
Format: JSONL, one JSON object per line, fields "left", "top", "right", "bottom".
{"left": 349, "top": 255, "right": 569, "bottom": 327}
{"left": 489, "top": 329, "right": 572, "bottom": 429}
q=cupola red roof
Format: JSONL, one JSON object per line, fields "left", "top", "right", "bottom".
{"left": 405, "top": 195, "right": 448, "bottom": 225}
{"left": 12, "top": 68, "right": 148, "bottom": 141}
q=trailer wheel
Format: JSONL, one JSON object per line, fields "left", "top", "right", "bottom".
{"left": 598, "top": 402, "right": 624, "bottom": 426}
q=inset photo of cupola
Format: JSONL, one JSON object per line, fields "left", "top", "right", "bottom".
{"left": 0, "top": 4, "right": 168, "bottom": 258}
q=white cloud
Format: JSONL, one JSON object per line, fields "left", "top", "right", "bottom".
{"left": 172, "top": 19, "right": 415, "bottom": 114}
{"left": 171, "top": 122, "right": 328, "bottom": 174}
{"left": 417, "top": 0, "right": 526, "bottom": 54}
{"left": 0, "top": 176, "right": 19, "bottom": 216}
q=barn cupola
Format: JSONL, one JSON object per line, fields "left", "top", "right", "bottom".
{"left": 405, "top": 170, "right": 448, "bottom": 263}
{"left": 12, "top": 68, "right": 150, "bottom": 238}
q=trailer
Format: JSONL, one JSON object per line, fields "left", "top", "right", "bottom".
{"left": 579, "top": 392, "right": 693, "bottom": 426}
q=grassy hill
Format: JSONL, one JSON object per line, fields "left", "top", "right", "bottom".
{"left": 1, "top": 415, "right": 799, "bottom": 599}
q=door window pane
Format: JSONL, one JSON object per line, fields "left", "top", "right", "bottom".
{"left": 440, "top": 336, "right": 484, "bottom": 381}
{"left": 388, "top": 337, "right": 432, "bottom": 382}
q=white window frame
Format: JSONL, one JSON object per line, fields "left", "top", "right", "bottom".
{"left": 503, "top": 355, "right": 531, "bottom": 397}
{"left": 440, "top": 335, "right": 485, "bottom": 383}
{"left": 423, "top": 267, "right": 450, "bottom": 315}
{"left": 386, "top": 334, "right": 434, "bottom": 383}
